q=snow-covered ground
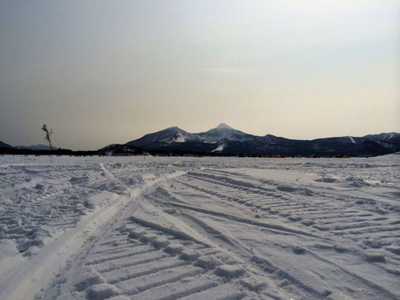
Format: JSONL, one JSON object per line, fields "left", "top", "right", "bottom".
{"left": 0, "top": 154, "right": 399, "bottom": 300}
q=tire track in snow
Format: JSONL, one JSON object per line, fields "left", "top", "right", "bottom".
{"left": 46, "top": 217, "right": 270, "bottom": 299}
{"left": 3, "top": 164, "right": 184, "bottom": 300}
{"left": 177, "top": 171, "right": 400, "bottom": 251}
{"left": 159, "top": 170, "right": 400, "bottom": 299}
{"left": 41, "top": 163, "right": 274, "bottom": 299}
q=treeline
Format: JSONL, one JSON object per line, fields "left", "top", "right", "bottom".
{"left": 0, "top": 147, "right": 99, "bottom": 156}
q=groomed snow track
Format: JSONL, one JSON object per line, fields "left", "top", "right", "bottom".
{"left": 0, "top": 155, "right": 399, "bottom": 300}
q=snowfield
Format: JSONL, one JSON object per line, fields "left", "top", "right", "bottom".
{"left": 0, "top": 155, "right": 399, "bottom": 300}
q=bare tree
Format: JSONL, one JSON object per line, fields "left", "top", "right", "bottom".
{"left": 42, "top": 124, "right": 53, "bottom": 150}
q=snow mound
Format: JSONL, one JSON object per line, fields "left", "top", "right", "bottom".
{"left": 180, "top": 249, "right": 201, "bottom": 261}
{"left": 152, "top": 237, "right": 170, "bottom": 248}
{"left": 239, "top": 276, "right": 267, "bottom": 292}
{"left": 195, "top": 256, "right": 220, "bottom": 270}
{"left": 215, "top": 264, "right": 245, "bottom": 278}
{"left": 164, "top": 243, "right": 184, "bottom": 255}
{"left": 128, "top": 229, "right": 145, "bottom": 239}
{"left": 139, "top": 233, "right": 158, "bottom": 243}
{"left": 365, "top": 252, "right": 387, "bottom": 263}
{"left": 86, "top": 283, "right": 120, "bottom": 300}
{"left": 75, "top": 267, "right": 106, "bottom": 291}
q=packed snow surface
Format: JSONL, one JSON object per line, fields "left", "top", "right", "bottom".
{"left": 0, "top": 155, "right": 399, "bottom": 300}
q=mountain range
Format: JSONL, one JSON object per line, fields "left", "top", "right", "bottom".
{"left": 1, "top": 124, "right": 399, "bottom": 157}
{"left": 123, "top": 123, "right": 400, "bottom": 157}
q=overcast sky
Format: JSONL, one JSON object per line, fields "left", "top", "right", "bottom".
{"left": 0, "top": 1, "right": 399, "bottom": 150}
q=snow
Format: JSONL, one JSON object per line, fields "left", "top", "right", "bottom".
{"left": 173, "top": 133, "right": 186, "bottom": 143}
{"left": 86, "top": 283, "right": 120, "bottom": 300}
{"left": 215, "top": 265, "right": 245, "bottom": 278}
{"left": 0, "top": 154, "right": 399, "bottom": 300}
{"left": 164, "top": 243, "right": 184, "bottom": 255}
{"left": 180, "top": 249, "right": 201, "bottom": 261}
{"left": 211, "top": 144, "right": 224, "bottom": 152}
{"left": 128, "top": 126, "right": 198, "bottom": 147}
{"left": 199, "top": 124, "right": 251, "bottom": 143}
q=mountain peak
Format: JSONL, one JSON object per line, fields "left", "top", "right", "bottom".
{"left": 165, "top": 126, "right": 180, "bottom": 131}
{"left": 216, "top": 123, "right": 233, "bottom": 130}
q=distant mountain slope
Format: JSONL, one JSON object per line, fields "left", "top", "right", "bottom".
{"left": 127, "top": 124, "right": 255, "bottom": 148}
{"left": 126, "top": 126, "right": 201, "bottom": 148}
{"left": 198, "top": 123, "right": 254, "bottom": 143}
{"left": 362, "top": 133, "right": 400, "bottom": 152}
{"left": 0, "top": 141, "right": 13, "bottom": 148}
{"left": 363, "top": 132, "right": 400, "bottom": 141}
{"left": 124, "top": 125, "right": 400, "bottom": 157}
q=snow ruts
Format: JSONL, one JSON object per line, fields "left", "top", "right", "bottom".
{"left": 150, "top": 167, "right": 400, "bottom": 299}
{"left": 57, "top": 220, "right": 265, "bottom": 299}
{"left": 1, "top": 156, "right": 399, "bottom": 300}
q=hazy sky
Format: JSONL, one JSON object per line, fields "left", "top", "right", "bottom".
{"left": 1, "top": 0, "right": 399, "bottom": 150}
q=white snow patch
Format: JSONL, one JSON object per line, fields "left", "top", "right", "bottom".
{"left": 174, "top": 133, "right": 186, "bottom": 143}
{"left": 349, "top": 136, "right": 356, "bottom": 144}
{"left": 212, "top": 144, "right": 225, "bottom": 152}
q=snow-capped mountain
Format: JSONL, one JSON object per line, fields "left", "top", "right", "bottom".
{"left": 126, "top": 126, "right": 201, "bottom": 148}
{"left": 198, "top": 123, "right": 254, "bottom": 143}
{"left": 362, "top": 133, "right": 400, "bottom": 150}
{"left": 124, "top": 125, "right": 400, "bottom": 157}
{"left": 363, "top": 132, "right": 400, "bottom": 141}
